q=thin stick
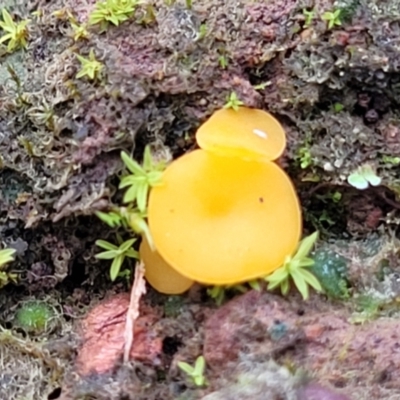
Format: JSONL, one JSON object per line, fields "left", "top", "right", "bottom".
{"left": 123, "top": 261, "right": 146, "bottom": 363}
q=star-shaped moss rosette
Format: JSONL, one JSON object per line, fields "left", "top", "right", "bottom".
{"left": 265, "top": 231, "right": 322, "bottom": 300}
{"left": 75, "top": 49, "right": 103, "bottom": 80}
{"left": 119, "top": 146, "right": 165, "bottom": 213}
{"left": 223, "top": 92, "right": 244, "bottom": 111}
{"left": 0, "top": 247, "right": 17, "bottom": 288}
{"left": 0, "top": 248, "right": 16, "bottom": 266}
{"left": 0, "top": 9, "right": 30, "bottom": 53}
{"left": 95, "top": 205, "right": 155, "bottom": 251}
{"left": 89, "top": 0, "right": 140, "bottom": 32}
{"left": 95, "top": 237, "right": 139, "bottom": 281}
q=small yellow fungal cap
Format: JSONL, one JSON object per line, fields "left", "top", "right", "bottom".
{"left": 196, "top": 107, "right": 286, "bottom": 161}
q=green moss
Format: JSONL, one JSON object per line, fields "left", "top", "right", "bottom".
{"left": 303, "top": 189, "right": 346, "bottom": 237}
{"left": 164, "top": 295, "right": 185, "bottom": 317}
{"left": 14, "top": 301, "right": 56, "bottom": 334}
{"left": 309, "top": 248, "right": 350, "bottom": 299}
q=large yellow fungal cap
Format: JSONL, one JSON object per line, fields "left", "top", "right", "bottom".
{"left": 196, "top": 107, "right": 286, "bottom": 162}
{"left": 148, "top": 150, "right": 301, "bottom": 285}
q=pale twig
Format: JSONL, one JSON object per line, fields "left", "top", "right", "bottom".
{"left": 123, "top": 261, "right": 147, "bottom": 363}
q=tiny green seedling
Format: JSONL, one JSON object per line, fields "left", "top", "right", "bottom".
{"left": 119, "top": 146, "right": 165, "bottom": 213}
{"left": 332, "top": 191, "right": 342, "bottom": 203}
{"left": 248, "top": 279, "right": 262, "bottom": 291}
{"left": 302, "top": 9, "right": 315, "bottom": 27}
{"left": 31, "top": 10, "right": 42, "bottom": 18}
{"left": 95, "top": 237, "right": 138, "bottom": 281}
{"left": 54, "top": 8, "right": 89, "bottom": 41}
{"left": 70, "top": 21, "right": 89, "bottom": 41}
{"left": 207, "top": 285, "right": 245, "bottom": 306}
{"left": 125, "top": 208, "right": 155, "bottom": 250}
{"left": 253, "top": 81, "right": 271, "bottom": 90}
{"left": 333, "top": 102, "right": 344, "bottom": 113}
{"left": 321, "top": 9, "right": 342, "bottom": 29}
{"left": 178, "top": 356, "right": 207, "bottom": 387}
{"left": 197, "top": 23, "right": 207, "bottom": 40}
{"left": 218, "top": 54, "right": 228, "bottom": 69}
{"left": 297, "top": 145, "right": 313, "bottom": 169}
{"left": 89, "top": 0, "right": 140, "bottom": 32}
{"left": 224, "top": 92, "right": 244, "bottom": 111}
{"left": 95, "top": 207, "right": 154, "bottom": 251}
{"left": 347, "top": 164, "right": 381, "bottom": 190}
{"left": 117, "top": 268, "right": 132, "bottom": 281}
{"left": 350, "top": 295, "right": 382, "bottom": 325}
{"left": 0, "top": 9, "right": 30, "bottom": 52}
{"left": 0, "top": 247, "right": 17, "bottom": 289}
{"left": 95, "top": 209, "right": 127, "bottom": 228}
{"left": 207, "top": 286, "right": 226, "bottom": 305}
{"left": 265, "top": 232, "right": 322, "bottom": 300}
{"left": 208, "top": 279, "right": 261, "bottom": 305}
{"left": 0, "top": 248, "right": 16, "bottom": 267}
{"left": 76, "top": 49, "right": 103, "bottom": 80}
{"left": 382, "top": 155, "right": 400, "bottom": 166}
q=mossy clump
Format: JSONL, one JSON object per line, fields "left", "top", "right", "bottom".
{"left": 309, "top": 248, "right": 350, "bottom": 299}
{"left": 164, "top": 295, "right": 185, "bottom": 318}
{"left": 14, "top": 301, "right": 56, "bottom": 334}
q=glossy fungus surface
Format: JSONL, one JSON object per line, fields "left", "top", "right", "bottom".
{"left": 140, "top": 236, "right": 194, "bottom": 294}
{"left": 148, "top": 150, "right": 301, "bottom": 285}
{"left": 196, "top": 107, "right": 286, "bottom": 162}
